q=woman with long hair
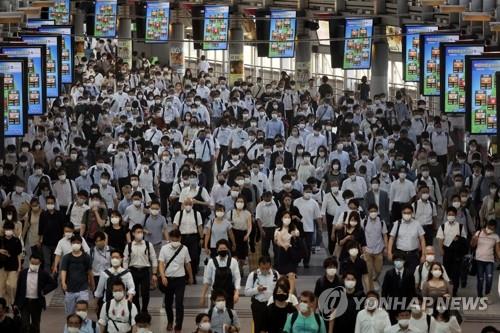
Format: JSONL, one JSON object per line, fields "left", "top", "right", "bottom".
{"left": 421, "top": 262, "right": 452, "bottom": 300}
{"left": 274, "top": 211, "right": 301, "bottom": 293}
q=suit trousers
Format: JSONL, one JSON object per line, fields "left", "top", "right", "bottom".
{"left": 21, "top": 299, "right": 43, "bottom": 333}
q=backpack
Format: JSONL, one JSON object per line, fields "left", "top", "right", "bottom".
{"left": 177, "top": 209, "right": 200, "bottom": 229}
{"left": 251, "top": 269, "right": 278, "bottom": 286}
{"left": 441, "top": 224, "right": 468, "bottom": 256}
{"left": 288, "top": 312, "right": 322, "bottom": 333}
{"left": 126, "top": 241, "right": 152, "bottom": 266}
{"left": 208, "top": 305, "right": 234, "bottom": 325}
{"left": 103, "top": 269, "right": 130, "bottom": 302}
{"left": 105, "top": 298, "right": 133, "bottom": 332}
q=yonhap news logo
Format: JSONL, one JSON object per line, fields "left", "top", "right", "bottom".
{"left": 318, "top": 287, "right": 489, "bottom": 320}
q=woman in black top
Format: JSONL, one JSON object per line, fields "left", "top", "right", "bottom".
{"left": 336, "top": 211, "right": 366, "bottom": 262}
{"left": 274, "top": 193, "right": 302, "bottom": 227}
{"left": 104, "top": 211, "right": 130, "bottom": 252}
{"left": 314, "top": 257, "right": 341, "bottom": 298}
{"left": 263, "top": 277, "right": 297, "bottom": 333}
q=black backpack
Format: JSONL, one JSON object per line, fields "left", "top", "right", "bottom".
{"left": 126, "top": 241, "right": 152, "bottom": 266}
{"left": 208, "top": 305, "right": 234, "bottom": 325}
{"left": 288, "top": 312, "right": 322, "bottom": 333}
{"left": 103, "top": 269, "right": 130, "bottom": 302}
{"left": 212, "top": 255, "right": 234, "bottom": 295}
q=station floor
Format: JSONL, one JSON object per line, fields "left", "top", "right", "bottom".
{"left": 39, "top": 236, "right": 500, "bottom": 332}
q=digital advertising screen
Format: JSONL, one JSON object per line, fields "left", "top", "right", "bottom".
{"left": 402, "top": 25, "right": 438, "bottom": 82}
{"left": 386, "top": 25, "right": 402, "bottom": 53}
{"left": 202, "top": 5, "right": 229, "bottom": 50}
{"left": 440, "top": 42, "right": 484, "bottom": 114}
{"left": 39, "top": 25, "right": 73, "bottom": 84}
{"left": 20, "top": 34, "right": 62, "bottom": 98}
{"left": 0, "top": 59, "right": 28, "bottom": 137}
{"left": 94, "top": 0, "right": 117, "bottom": 38}
{"left": 268, "top": 10, "right": 297, "bottom": 58}
{"left": 0, "top": 45, "right": 47, "bottom": 116}
{"left": 343, "top": 18, "right": 373, "bottom": 70}
{"left": 465, "top": 55, "right": 500, "bottom": 135}
{"left": 26, "top": 19, "right": 55, "bottom": 29}
{"left": 145, "top": 2, "right": 170, "bottom": 43}
{"left": 419, "top": 33, "right": 460, "bottom": 96}
{"left": 49, "top": 0, "right": 70, "bottom": 24}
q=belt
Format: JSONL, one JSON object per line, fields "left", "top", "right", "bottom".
{"left": 396, "top": 249, "right": 419, "bottom": 255}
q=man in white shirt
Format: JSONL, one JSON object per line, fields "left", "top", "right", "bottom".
{"left": 158, "top": 229, "right": 193, "bottom": 332}
{"left": 293, "top": 185, "right": 321, "bottom": 268}
{"left": 354, "top": 291, "right": 391, "bottom": 333}
{"left": 255, "top": 192, "right": 278, "bottom": 257}
{"left": 389, "top": 167, "right": 416, "bottom": 223}
{"left": 341, "top": 165, "right": 368, "bottom": 202}
{"left": 197, "top": 56, "right": 210, "bottom": 74}
{"left": 124, "top": 192, "right": 147, "bottom": 230}
{"left": 412, "top": 185, "right": 437, "bottom": 246}
{"left": 383, "top": 309, "right": 419, "bottom": 333}
{"left": 66, "top": 191, "right": 90, "bottom": 232}
{"left": 98, "top": 280, "right": 138, "bottom": 333}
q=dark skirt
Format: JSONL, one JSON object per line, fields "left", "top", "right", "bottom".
{"left": 275, "top": 246, "right": 298, "bottom": 275}
{"left": 232, "top": 229, "right": 249, "bottom": 259}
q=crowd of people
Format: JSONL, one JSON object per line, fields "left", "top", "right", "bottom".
{"left": 0, "top": 38, "right": 500, "bottom": 333}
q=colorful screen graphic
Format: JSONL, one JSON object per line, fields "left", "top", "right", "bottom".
{"left": 0, "top": 60, "right": 27, "bottom": 137}
{"left": 26, "top": 19, "right": 55, "bottom": 29}
{"left": 49, "top": 0, "right": 70, "bottom": 24}
{"left": 202, "top": 5, "right": 229, "bottom": 50}
{"left": 1, "top": 46, "right": 46, "bottom": 116}
{"left": 466, "top": 56, "right": 500, "bottom": 135}
{"left": 145, "top": 2, "right": 170, "bottom": 43}
{"left": 39, "top": 26, "right": 73, "bottom": 84}
{"left": 403, "top": 25, "right": 438, "bottom": 82}
{"left": 269, "top": 10, "right": 296, "bottom": 58}
{"left": 419, "top": 33, "right": 460, "bottom": 96}
{"left": 387, "top": 26, "right": 402, "bottom": 53}
{"left": 20, "top": 34, "right": 61, "bottom": 98}
{"left": 95, "top": 0, "right": 117, "bottom": 38}
{"left": 343, "top": 18, "right": 373, "bottom": 70}
{"left": 441, "top": 44, "right": 484, "bottom": 114}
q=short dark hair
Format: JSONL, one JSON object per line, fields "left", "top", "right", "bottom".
{"left": 211, "top": 290, "right": 227, "bottom": 301}
{"left": 70, "top": 235, "right": 83, "bottom": 243}
{"left": 258, "top": 256, "right": 272, "bottom": 265}
{"left": 300, "top": 290, "right": 315, "bottom": 303}
{"left": 131, "top": 224, "right": 144, "bottom": 233}
{"left": 169, "top": 229, "right": 181, "bottom": 238}
{"left": 95, "top": 231, "right": 106, "bottom": 241}
{"left": 216, "top": 239, "right": 230, "bottom": 249}
{"left": 135, "top": 312, "right": 152, "bottom": 325}
{"left": 323, "top": 256, "right": 338, "bottom": 269}
{"left": 112, "top": 279, "right": 125, "bottom": 289}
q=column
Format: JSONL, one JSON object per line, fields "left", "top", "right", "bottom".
{"left": 228, "top": 16, "right": 244, "bottom": 85}
{"left": 168, "top": 22, "right": 185, "bottom": 74}
{"left": 371, "top": 25, "right": 388, "bottom": 95}
{"left": 295, "top": 34, "right": 312, "bottom": 89}
{"left": 117, "top": 5, "right": 133, "bottom": 66}
{"left": 73, "top": 5, "right": 86, "bottom": 59}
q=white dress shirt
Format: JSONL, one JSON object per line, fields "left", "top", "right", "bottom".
{"left": 203, "top": 256, "right": 241, "bottom": 291}
{"left": 354, "top": 308, "right": 392, "bottom": 333}
{"left": 158, "top": 243, "right": 191, "bottom": 277}
{"left": 94, "top": 267, "right": 136, "bottom": 301}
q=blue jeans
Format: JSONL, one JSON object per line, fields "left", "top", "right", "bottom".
{"left": 64, "top": 290, "right": 89, "bottom": 315}
{"left": 476, "top": 260, "right": 494, "bottom": 297}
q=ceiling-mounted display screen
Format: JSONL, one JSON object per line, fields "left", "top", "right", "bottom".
{"left": 20, "top": 34, "right": 62, "bottom": 98}
{"left": 343, "top": 18, "right": 373, "bottom": 70}
{"left": 145, "top": 2, "right": 170, "bottom": 43}
{"left": 386, "top": 25, "right": 402, "bottom": 53}
{"left": 1, "top": 45, "right": 46, "bottom": 116}
{"left": 26, "top": 19, "right": 55, "bottom": 29}
{"left": 202, "top": 5, "right": 229, "bottom": 50}
{"left": 39, "top": 25, "right": 73, "bottom": 84}
{"left": 268, "top": 10, "right": 297, "bottom": 58}
{"left": 402, "top": 25, "right": 438, "bottom": 82}
{"left": 419, "top": 33, "right": 460, "bottom": 96}
{"left": 0, "top": 58, "right": 28, "bottom": 137}
{"left": 49, "top": 0, "right": 70, "bottom": 24}
{"left": 440, "top": 42, "right": 484, "bottom": 114}
{"left": 465, "top": 55, "right": 500, "bottom": 135}
{"left": 94, "top": 0, "right": 118, "bottom": 38}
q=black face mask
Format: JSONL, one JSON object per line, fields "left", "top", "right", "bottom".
{"left": 218, "top": 250, "right": 228, "bottom": 257}
{"left": 274, "top": 293, "right": 288, "bottom": 302}
{"left": 218, "top": 179, "right": 225, "bottom": 185}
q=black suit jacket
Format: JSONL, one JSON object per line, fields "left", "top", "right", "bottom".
{"left": 14, "top": 268, "right": 57, "bottom": 310}
{"left": 269, "top": 151, "right": 293, "bottom": 170}
{"left": 381, "top": 268, "right": 416, "bottom": 299}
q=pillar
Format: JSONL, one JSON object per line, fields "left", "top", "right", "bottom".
{"left": 295, "top": 34, "right": 312, "bottom": 89}
{"left": 117, "top": 5, "right": 133, "bottom": 66}
{"left": 169, "top": 22, "right": 185, "bottom": 74}
{"left": 228, "top": 17, "right": 244, "bottom": 85}
{"left": 371, "top": 25, "right": 388, "bottom": 95}
{"left": 73, "top": 6, "right": 86, "bottom": 58}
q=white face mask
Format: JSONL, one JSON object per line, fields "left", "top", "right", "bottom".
{"left": 344, "top": 280, "right": 356, "bottom": 289}
{"left": 348, "top": 248, "right": 359, "bottom": 257}
{"left": 170, "top": 241, "right": 181, "bottom": 248}
{"left": 431, "top": 269, "right": 442, "bottom": 278}
{"left": 46, "top": 204, "right": 55, "bottom": 211}
{"left": 133, "top": 200, "right": 142, "bottom": 207}
{"left": 29, "top": 264, "right": 40, "bottom": 272}
{"left": 76, "top": 311, "right": 87, "bottom": 320}
{"left": 215, "top": 211, "right": 225, "bottom": 218}
{"left": 111, "top": 258, "right": 121, "bottom": 267}
{"left": 298, "top": 302, "right": 309, "bottom": 314}
{"left": 426, "top": 255, "right": 435, "bottom": 262}
{"left": 199, "top": 322, "right": 211, "bottom": 330}
{"left": 236, "top": 202, "right": 244, "bottom": 209}
{"left": 215, "top": 300, "right": 226, "bottom": 310}
{"left": 71, "top": 243, "right": 81, "bottom": 252}
{"left": 421, "top": 193, "right": 430, "bottom": 200}
{"left": 398, "top": 319, "right": 410, "bottom": 328}
{"left": 282, "top": 218, "right": 291, "bottom": 226}
{"left": 113, "top": 291, "right": 124, "bottom": 301}
{"left": 65, "top": 232, "right": 74, "bottom": 239}
{"left": 402, "top": 213, "right": 412, "bottom": 221}
{"left": 4, "top": 230, "right": 13, "bottom": 237}
{"left": 111, "top": 217, "right": 120, "bottom": 225}
{"left": 369, "top": 212, "right": 378, "bottom": 219}
{"left": 67, "top": 327, "right": 80, "bottom": 333}
{"left": 326, "top": 268, "right": 337, "bottom": 277}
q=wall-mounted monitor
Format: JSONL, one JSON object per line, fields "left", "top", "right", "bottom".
{"left": 145, "top": 1, "right": 170, "bottom": 43}
{"left": 49, "top": 0, "right": 70, "bottom": 24}
{"left": 0, "top": 44, "right": 47, "bottom": 116}
{"left": 343, "top": 18, "right": 373, "bottom": 70}
{"left": 94, "top": 0, "right": 117, "bottom": 38}
{"left": 202, "top": 5, "right": 229, "bottom": 50}
{"left": 386, "top": 25, "right": 402, "bottom": 53}
{"left": 20, "top": 33, "right": 62, "bottom": 98}
{"left": 268, "top": 10, "right": 296, "bottom": 58}
{"left": 465, "top": 54, "right": 500, "bottom": 135}
{"left": 402, "top": 24, "right": 438, "bottom": 82}
{"left": 440, "top": 42, "right": 484, "bottom": 114}
{"left": 39, "top": 25, "right": 73, "bottom": 84}
{"left": 419, "top": 32, "right": 460, "bottom": 96}
{"left": 0, "top": 58, "right": 28, "bottom": 137}
{"left": 26, "top": 19, "right": 55, "bottom": 29}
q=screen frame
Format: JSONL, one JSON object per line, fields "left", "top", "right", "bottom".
{"left": 38, "top": 25, "right": 74, "bottom": 84}
{"left": 94, "top": 0, "right": 118, "bottom": 38}
{"left": 145, "top": 1, "right": 171, "bottom": 43}
{"left": 0, "top": 73, "right": 4, "bottom": 156}
{"left": 26, "top": 19, "right": 55, "bottom": 29}
{"left": 267, "top": 9, "right": 297, "bottom": 58}
{"left": 202, "top": 5, "right": 230, "bottom": 51}
{"left": 439, "top": 41, "right": 484, "bottom": 114}
{"left": 402, "top": 24, "right": 438, "bottom": 82}
{"left": 419, "top": 32, "right": 460, "bottom": 96}
{"left": 342, "top": 17, "right": 374, "bottom": 70}
{"left": 0, "top": 43, "right": 47, "bottom": 116}
{"left": 19, "top": 32, "right": 62, "bottom": 98}
{"left": 0, "top": 57, "right": 29, "bottom": 137}
{"left": 465, "top": 54, "right": 500, "bottom": 135}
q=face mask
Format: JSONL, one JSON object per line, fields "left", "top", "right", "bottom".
{"left": 135, "top": 232, "right": 144, "bottom": 241}
{"left": 447, "top": 215, "right": 456, "bottom": 222}
{"left": 452, "top": 202, "right": 461, "bottom": 209}
{"left": 350, "top": 220, "right": 358, "bottom": 227}
{"left": 298, "top": 302, "right": 309, "bottom": 314}
{"left": 485, "top": 228, "right": 494, "bottom": 234}
{"left": 348, "top": 248, "right": 359, "bottom": 257}
{"left": 215, "top": 211, "right": 225, "bottom": 218}
{"left": 331, "top": 186, "right": 339, "bottom": 193}
{"left": 398, "top": 319, "right": 410, "bottom": 328}
{"left": 411, "top": 305, "right": 421, "bottom": 315}
{"left": 236, "top": 202, "right": 244, "bottom": 209}
{"left": 113, "top": 291, "right": 124, "bottom": 301}
{"left": 100, "top": 179, "right": 108, "bottom": 186}
{"left": 170, "top": 241, "right": 181, "bottom": 248}
{"left": 199, "top": 322, "right": 211, "bottom": 331}
{"left": 80, "top": 170, "right": 88, "bottom": 177}
{"left": 365, "top": 298, "right": 379, "bottom": 311}
{"left": 283, "top": 183, "right": 292, "bottom": 190}
{"left": 399, "top": 173, "right": 406, "bottom": 180}
{"left": 426, "top": 255, "right": 435, "bottom": 262}
{"left": 218, "top": 250, "right": 228, "bottom": 257}
{"left": 4, "top": 230, "right": 13, "bottom": 237}
{"left": 29, "top": 264, "right": 40, "bottom": 272}
{"left": 326, "top": 268, "right": 337, "bottom": 277}
{"left": 282, "top": 217, "right": 292, "bottom": 226}
{"left": 350, "top": 175, "right": 357, "bottom": 181}
{"left": 431, "top": 269, "right": 442, "bottom": 278}
{"left": 394, "top": 260, "right": 404, "bottom": 269}
{"left": 15, "top": 186, "right": 24, "bottom": 193}
{"left": 215, "top": 300, "right": 226, "bottom": 310}
{"left": 111, "top": 258, "right": 121, "bottom": 267}
{"left": 133, "top": 200, "right": 142, "bottom": 207}
{"left": 111, "top": 217, "right": 120, "bottom": 225}
{"left": 369, "top": 212, "right": 378, "bottom": 219}
{"left": 46, "top": 204, "right": 55, "bottom": 211}
{"left": 71, "top": 243, "right": 81, "bottom": 252}
{"left": 35, "top": 169, "right": 43, "bottom": 176}
{"left": 67, "top": 327, "right": 80, "bottom": 333}
{"left": 303, "top": 193, "right": 311, "bottom": 200}
{"left": 150, "top": 209, "right": 160, "bottom": 216}
{"left": 230, "top": 191, "right": 239, "bottom": 198}
{"left": 344, "top": 280, "right": 356, "bottom": 289}
{"left": 421, "top": 193, "right": 430, "bottom": 200}
{"left": 76, "top": 311, "right": 87, "bottom": 320}
{"left": 402, "top": 213, "right": 412, "bottom": 221}
{"left": 184, "top": 205, "right": 192, "bottom": 212}
{"left": 65, "top": 232, "right": 74, "bottom": 239}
